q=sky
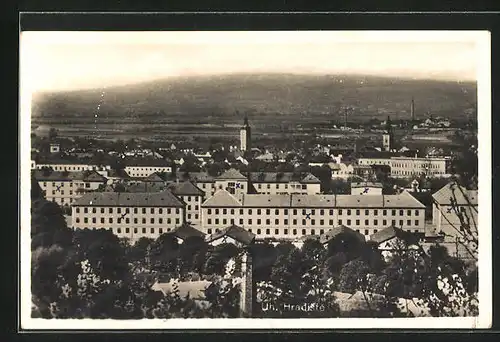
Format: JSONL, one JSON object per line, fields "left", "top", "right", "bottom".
{"left": 20, "top": 31, "right": 483, "bottom": 93}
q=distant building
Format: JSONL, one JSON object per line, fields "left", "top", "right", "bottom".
{"left": 124, "top": 159, "right": 173, "bottom": 178}
{"left": 35, "top": 162, "right": 111, "bottom": 172}
{"left": 33, "top": 169, "right": 107, "bottom": 207}
{"left": 357, "top": 155, "right": 448, "bottom": 178}
{"left": 169, "top": 181, "right": 205, "bottom": 227}
{"left": 248, "top": 172, "right": 321, "bottom": 195}
{"left": 205, "top": 224, "right": 256, "bottom": 247}
{"left": 240, "top": 116, "right": 251, "bottom": 152}
{"left": 170, "top": 223, "right": 206, "bottom": 244}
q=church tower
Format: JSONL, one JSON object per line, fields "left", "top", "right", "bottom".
{"left": 240, "top": 115, "right": 251, "bottom": 152}
{"left": 382, "top": 116, "right": 394, "bottom": 152}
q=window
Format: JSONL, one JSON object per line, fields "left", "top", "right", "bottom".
{"left": 257, "top": 229, "right": 261, "bottom": 234}
{"left": 248, "top": 219, "right": 252, "bottom": 225}
{"left": 302, "top": 219, "right": 306, "bottom": 225}
{"left": 356, "top": 209, "right": 360, "bottom": 215}
{"left": 92, "top": 208, "right": 97, "bottom": 214}
{"left": 284, "top": 209, "right": 288, "bottom": 215}
{"left": 407, "top": 220, "right": 411, "bottom": 226}
{"left": 151, "top": 208, "right": 154, "bottom": 214}
{"left": 329, "top": 209, "right": 334, "bottom": 215}
{"left": 167, "top": 218, "right": 171, "bottom": 224}
{"left": 266, "top": 229, "right": 270, "bottom": 235}
{"left": 383, "top": 209, "right": 387, "bottom": 215}
{"left": 293, "top": 229, "right": 297, "bottom": 235}
{"left": 223, "top": 219, "right": 227, "bottom": 225}
{"left": 320, "top": 209, "right": 324, "bottom": 215}
{"left": 346, "top": 219, "right": 351, "bottom": 225}
{"left": 399, "top": 220, "right": 403, "bottom": 226}
{"left": 415, "top": 210, "right": 419, "bottom": 216}
{"left": 100, "top": 208, "right": 105, "bottom": 214}
{"left": 302, "top": 229, "right": 306, "bottom": 235}
{"left": 399, "top": 210, "right": 404, "bottom": 216}
{"left": 126, "top": 228, "right": 130, "bottom": 233}
{"left": 151, "top": 228, "right": 155, "bottom": 234}
{"left": 347, "top": 209, "right": 351, "bottom": 215}
{"left": 223, "top": 209, "right": 227, "bottom": 215}
{"left": 275, "top": 219, "right": 279, "bottom": 225}
{"left": 134, "top": 228, "right": 138, "bottom": 233}
{"left": 293, "top": 209, "right": 297, "bottom": 215}
{"left": 176, "top": 209, "right": 180, "bottom": 214}
{"left": 392, "top": 220, "right": 396, "bottom": 226}
{"left": 365, "top": 219, "right": 369, "bottom": 225}
{"left": 302, "top": 209, "right": 307, "bottom": 215}
{"left": 142, "top": 208, "right": 146, "bottom": 214}
{"left": 159, "top": 208, "right": 163, "bottom": 214}
{"left": 76, "top": 218, "right": 80, "bottom": 223}
{"left": 249, "top": 209, "right": 253, "bottom": 215}
{"left": 167, "top": 209, "right": 171, "bottom": 214}
{"left": 240, "top": 209, "right": 244, "bottom": 215}
{"left": 284, "top": 229, "right": 288, "bottom": 235}
{"left": 92, "top": 218, "right": 96, "bottom": 224}
{"left": 311, "top": 219, "right": 315, "bottom": 225}
{"left": 365, "top": 210, "right": 369, "bottom": 215}
{"left": 284, "top": 219, "right": 288, "bottom": 225}
{"left": 208, "top": 209, "right": 212, "bottom": 214}
{"left": 374, "top": 209, "right": 378, "bottom": 215}
{"left": 392, "top": 210, "right": 396, "bottom": 216}
{"left": 415, "top": 220, "right": 419, "bottom": 226}
{"left": 159, "top": 228, "right": 163, "bottom": 234}
{"left": 257, "top": 219, "right": 261, "bottom": 225}
{"left": 407, "top": 210, "right": 411, "bottom": 216}
{"left": 230, "top": 209, "right": 234, "bottom": 215}
{"left": 339, "top": 209, "right": 343, "bottom": 215}
{"left": 208, "top": 219, "right": 212, "bottom": 224}
{"left": 320, "top": 219, "right": 324, "bottom": 225}
{"left": 215, "top": 209, "right": 219, "bottom": 215}
{"left": 215, "top": 218, "right": 219, "bottom": 225}
{"left": 374, "top": 230, "right": 378, "bottom": 234}
{"left": 293, "top": 219, "right": 297, "bottom": 225}
{"left": 126, "top": 218, "right": 130, "bottom": 224}
{"left": 364, "top": 229, "right": 369, "bottom": 235}
{"left": 207, "top": 229, "right": 212, "bottom": 234}
{"left": 159, "top": 218, "right": 163, "bottom": 224}
{"left": 175, "top": 218, "right": 179, "bottom": 224}
{"left": 383, "top": 219, "right": 387, "bottom": 225}
{"left": 117, "top": 228, "right": 121, "bottom": 234}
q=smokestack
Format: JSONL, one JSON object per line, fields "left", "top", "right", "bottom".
{"left": 411, "top": 97, "right": 415, "bottom": 121}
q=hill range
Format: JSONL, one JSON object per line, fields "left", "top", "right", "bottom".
{"left": 31, "top": 74, "right": 477, "bottom": 129}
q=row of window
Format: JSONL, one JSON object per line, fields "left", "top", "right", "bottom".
{"left": 186, "top": 205, "right": 200, "bottom": 211}
{"left": 75, "top": 207, "right": 181, "bottom": 214}
{"left": 77, "top": 217, "right": 183, "bottom": 225}
{"left": 206, "top": 208, "right": 421, "bottom": 216}
{"left": 256, "top": 183, "right": 308, "bottom": 190}
{"left": 43, "top": 182, "right": 92, "bottom": 188}
{"left": 81, "top": 227, "right": 173, "bottom": 234}
{"left": 207, "top": 217, "right": 420, "bottom": 227}
{"left": 39, "top": 165, "right": 100, "bottom": 171}
{"left": 392, "top": 162, "right": 443, "bottom": 169}
{"left": 205, "top": 227, "right": 423, "bottom": 236}
{"left": 126, "top": 167, "right": 171, "bottom": 171}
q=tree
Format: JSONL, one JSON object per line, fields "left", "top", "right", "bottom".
{"left": 150, "top": 233, "right": 180, "bottom": 273}
{"left": 338, "top": 259, "right": 371, "bottom": 294}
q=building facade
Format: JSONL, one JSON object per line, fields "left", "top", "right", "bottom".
{"left": 71, "top": 190, "right": 185, "bottom": 243}
{"left": 125, "top": 165, "right": 173, "bottom": 178}
{"left": 357, "top": 156, "right": 448, "bottom": 178}
{"left": 248, "top": 172, "right": 321, "bottom": 195}
{"left": 34, "top": 169, "right": 107, "bottom": 207}
{"left": 201, "top": 190, "right": 425, "bottom": 240}
{"left": 35, "top": 162, "right": 111, "bottom": 172}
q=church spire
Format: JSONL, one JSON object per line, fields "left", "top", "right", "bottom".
{"left": 243, "top": 115, "right": 249, "bottom": 127}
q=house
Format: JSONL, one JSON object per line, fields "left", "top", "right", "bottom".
{"left": 350, "top": 181, "right": 383, "bottom": 195}
{"left": 205, "top": 224, "right": 256, "bottom": 247}
{"left": 170, "top": 223, "right": 205, "bottom": 243}
{"left": 169, "top": 181, "right": 205, "bottom": 227}
{"left": 370, "top": 225, "right": 419, "bottom": 260}
{"left": 33, "top": 169, "right": 108, "bottom": 207}
{"left": 247, "top": 172, "right": 321, "bottom": 195}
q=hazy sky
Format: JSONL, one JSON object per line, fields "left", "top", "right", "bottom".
{"left": 20, "top": 31, "right": 483, "bottom": 92}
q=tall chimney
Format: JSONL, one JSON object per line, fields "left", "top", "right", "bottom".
{"left": 239, "top": 251, "right": 253, "bottom": 317}
{"left": 411, "top": 97, "right": 415, "bottom": 121}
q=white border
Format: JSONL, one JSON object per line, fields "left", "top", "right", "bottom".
{"left": 20, "top": 30, "right": 492, "bottom": 330}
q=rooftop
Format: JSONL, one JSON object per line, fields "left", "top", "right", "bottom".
{"left": 432, "top": 182, "right": 478, "bottom": 206}
{"left": 319, "top": 225, "right": 365, "bottom": 244}
{"left": 73, "top": 190, "right": 184, "bottom": 207}
{"left": 33, "top": 169, "right": 107, "bottom": 182}
{"left": 169, "top": 181, "right": 205, "bottom": 197}
{"left": 205, "top": 224, "right": 255, "bottom": 245}
{"left": 216, "top": 168, "right": 247, "bottom": 180}
{"left": 370, "top": 225, "right": 414, "bottom": 244}
{"left": 247, "top": 172, "right": 320, "bottom": 184}
{"left": 171, "top": 223, "right": 205, "bottom": 240}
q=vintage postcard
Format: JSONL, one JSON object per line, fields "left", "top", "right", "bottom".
{"left": 20, "top": 30, "right": 491, "bottom": 329}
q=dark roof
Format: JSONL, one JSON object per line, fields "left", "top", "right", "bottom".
{"left": 73, "top": 190, "right": 185, "bottom": 207}
{"left": 319, "top": 225, "right": 365, "bottom": 244}
{"left": 432, "top": 182, "right": 478, "bottom": 206}
{"left": 171, "top": 223, "right": 205, "bottom": 240}
{"left": 205, "top": 224, "right": 255, "bottom": 245}
{"left": 126, "top": 182, "right": 169, "bottom": 193}
{"left": 107, "top": 169, "right": 130, "bottom": 178}
{"left": 124, "top": 159, "right": 173, "bottom": 167}
{"left": 216, "top": 168, "right": 246, "bottom": 180}
{"left": 170, "top": 181, "right": 205, "bottom": 196}
{"left": 370, "top": 225, "right": 411, "bottom": 244}
{"left": 33, "top": 169, "right": 107, "bottom": 182}
{"left": 247, "top": 172, "right": 320, "bottom": 184}
{"left": 143, "top": 172, "right": 167, "bottom": 182}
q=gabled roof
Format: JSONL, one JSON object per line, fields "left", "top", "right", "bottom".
{"left": 170, "top": 181, "right": 205, "bottom": 196}
{"left": 351, "top": 181, "right": 383, "bottom": 188}
{"left": 33, "top": 169, "right": 107, "bottom": 182}
{"left": 335, "top": 192, "right": 425, "bottom": 208}
{"left": 432, "top": 182, "right": 478, "bottom": 206}
{"left": 171, "top": 223, "right": 205, "bottom": 240}
{"left": 319, "top": 225, "right": 365, "bottom": 244}
{"left": 202, "top": 189, "right": 242, "bottom": 207}
{"left": 242, "top": 194, "right": 291, "bottom": 207}
{"left": 216, "top": 168, "right": 246, "bottom": 180}
{"left": 126, "top": 182, "right": 168, "bottom": 193}
{"left": 143, "top": 172, "right": 167, "bottom": 182}
{"left": 181, "top": 172, "right": 215, "bottom": 183}
{"left": 205, "top": 224, "right": 255, "bottom": 245}
{"left": 73, "top": 190, "right": 184, "bottom": 207}
{"left": 300, "top": 173, "right": 321, "bottom": 184}
{"left": 370, "top": 225, "right": 410, "bottom": 244}
{"left": 107, "top": 169, "right": 130, "bottom": 178}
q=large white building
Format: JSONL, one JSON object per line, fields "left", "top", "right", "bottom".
{"left": 34, "top": 169, "right": 108, "bottom": 207}
{"left": 71, "top": 190, "right": 186, "bottom": 243}
{"left": 34, "top": 161, "right": 111, "bottom": 172}
{"left": 357, "top": 156, "right": 448, "bottom": 178}
{"left": 201, "top": 189, "right": 426, "bottom": 240}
